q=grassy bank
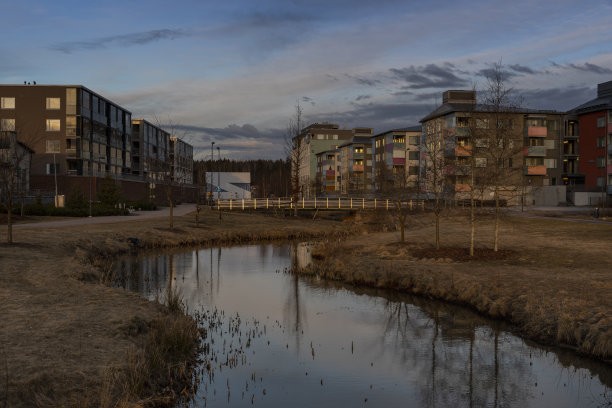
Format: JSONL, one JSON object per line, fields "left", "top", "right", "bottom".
{"left": 298, "top": 211, "right": 612, "bottom": 362}
{"left": 0, "top": 209, "right": 355, "bottom": 407}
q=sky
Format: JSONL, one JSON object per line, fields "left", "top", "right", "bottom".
{"left": 2, "top": 0, "right": 612, "bottom": 160}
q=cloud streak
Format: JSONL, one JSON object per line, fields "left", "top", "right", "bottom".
{"left": 50, "top": 29, "right": 188, "bottom": 53}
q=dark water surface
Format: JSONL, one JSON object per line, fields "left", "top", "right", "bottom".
{"left": 116, "top": 243, "right": 612, "bottom": 408}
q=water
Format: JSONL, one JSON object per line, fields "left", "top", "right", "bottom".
{"left": 116, "top": 243, "right": 612, "bottom": 408}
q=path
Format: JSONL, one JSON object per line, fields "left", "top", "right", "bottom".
{"left": 13, "top": 204, "right": 197, "bottom": 228}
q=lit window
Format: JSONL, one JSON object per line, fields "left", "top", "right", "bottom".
{"left": 0, "top": 118, "right": 15, "bottom": 131}
{"left": 46, "top": 97, "right": 61, "bottom": 110}
{"left": 1, "top": 97, "right": 15, "bottom": 109}
{"left": 46, "top": 119, "right": 61, "bottom": 132}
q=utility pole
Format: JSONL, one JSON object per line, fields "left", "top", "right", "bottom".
{"left": 210, "top": 141, "right": 215, "bottom": 206}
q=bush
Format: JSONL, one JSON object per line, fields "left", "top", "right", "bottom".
{"left": 2, "top": 203, "right": 129, "bottom": 217}
{"left": 127, "top": 200, "right": 157, "bottom": 211}
{"left": 66, "top": 185, "right": 87, "bottom": 209}
{"left": 98, "top": 175, "right": 121, "bottom": 208}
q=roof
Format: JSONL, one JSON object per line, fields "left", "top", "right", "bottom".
{"left": 371, "top": 125, "right": 422, "bottom": 138}
{"left": 570, "top": 96, "right": 612, "bottom": 115}
{"left": 337, "top": 136, "right": 372, "bottom": 148}
{"left": 420, "top": 103, "right": 562, "bottom": 123}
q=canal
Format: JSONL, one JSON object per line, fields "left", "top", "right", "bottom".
{"left": 116, "top": 243, "right": 612, "bottom": 407}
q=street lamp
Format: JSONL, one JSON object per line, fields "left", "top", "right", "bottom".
{"left": 217, "top": 146, "right": 221, "bottom": 201}
{"left": 210, "top": 141, "right": 215, "bottom": 206}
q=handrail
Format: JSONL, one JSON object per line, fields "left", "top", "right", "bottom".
{"left": 213, "top": 197, "right": 425, "bottom": 211}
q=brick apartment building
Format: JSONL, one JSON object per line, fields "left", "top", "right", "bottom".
{"left": 0, "top": 84, "right": 194, "bottom": 203}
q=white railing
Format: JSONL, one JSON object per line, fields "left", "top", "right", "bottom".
{"left": 214, "top": 197, "right": 425, "bottom": 211}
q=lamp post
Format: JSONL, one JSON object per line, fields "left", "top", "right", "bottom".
{"left": 210, "top": 141, "right": 215, "bottom": 206}
{"left": 217, "top": 146, "right": 221, "bottom": 201}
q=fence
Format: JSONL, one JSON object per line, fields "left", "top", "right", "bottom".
{"left": 215, "top": 197, "right": 425, "bottom": 211}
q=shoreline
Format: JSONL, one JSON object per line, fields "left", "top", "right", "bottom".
{"left": 1, "top": 208, "right": 610, "bottom": 405}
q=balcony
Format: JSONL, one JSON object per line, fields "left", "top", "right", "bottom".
{"left": 608, "top": 144, "right": 612, "bottom": 155}
{"left": 455, "top": 145, "right": 472, "bottom": 156}
{"left": 455, "top": 127, "right": 471, "bottom": 137}
{"left": 524, "top": 165, "right": 546, "bottom": 176}
{"left": 66, "top": 148, "right": 79, "bottom": 158}
{"left": 454, "top": 165, "right": 471, "bottom": 176}
{"left": 608, "top": 185, "right": 612, "bottom": 195}
{"left": 393, "top": 158, "right": 406, "bottom": 165}
{"left": 527, "top": 127, "right": 547, "bottom": 137}
{"left": 455, "top": 184, "right": 471, "bottom": 192}
{"left": 353, "top": 164, "right": 364, "bottom": 172}
{"left": 523, "top": 146, "right": 547, "bottom": 157}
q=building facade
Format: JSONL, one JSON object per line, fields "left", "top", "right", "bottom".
{"left": 293, "top": 123, "right": 371, "bottom": 197}
{"left": 315, "top": 149, "right": 340, "bottom": 194}
{"left": 569, "top": 80, "right": 612, "bottom": 202}
{"left": 338, "top": 136, "right": 372, "bottom": 194}
{"left": 420, "top": 90, "right": 565, "bottom": 204}
{"left": 0, "top": 84, "right": 195, "bottom": 203}
{"left": 371, "top": 126, "right": 421, "bottom": 193}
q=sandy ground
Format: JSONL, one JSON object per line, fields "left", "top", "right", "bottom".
{"left": 0, "top": 208, "right": 352, "bottom": 407}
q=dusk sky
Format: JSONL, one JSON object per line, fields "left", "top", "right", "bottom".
{"left": 2, "top": 0, "right": 611, "bottom": 159}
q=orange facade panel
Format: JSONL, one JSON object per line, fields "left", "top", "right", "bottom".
{"left": 525, "top": 165, "right": 546, "bottom": 175}
{"left": 455, "top": 145, "right": 472, "bottom": 156}
{"left": 527, "top": 126, "right": 547, "bottom": 137}
{"left": 353, "top": 164, "right": 364, "bottom": 172}
{"left": 455, "top": 184, "right": 471, "bottom": 192}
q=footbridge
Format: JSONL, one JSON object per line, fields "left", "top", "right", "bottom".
{"left": 214, "top": 197, "right": 425, "bottom": 211}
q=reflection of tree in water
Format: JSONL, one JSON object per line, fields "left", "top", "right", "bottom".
{"left": 379, "top": 295, "right": 535, "bottom": 408}
{"left": 282, "top": 243, "right": 308, "bottom": 351}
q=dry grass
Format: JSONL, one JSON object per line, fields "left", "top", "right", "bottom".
{"left": 0, "top": 209, "right": 354, "bottom": 407}
{"left": 303, "top": 212, "right": 612, "bottom": 361}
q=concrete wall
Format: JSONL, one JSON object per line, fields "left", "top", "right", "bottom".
{"left": 533, "top": 185, "right": 566, "bottom": 206}
{"left": 571, "top": 191, "right": 606, "bottom": 206}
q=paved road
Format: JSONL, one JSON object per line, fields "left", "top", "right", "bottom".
{"left": 14, "top": 204, "right": 197, "bottom": 228}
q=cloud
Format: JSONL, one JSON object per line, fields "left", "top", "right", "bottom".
{"left": 355, "top": 95, "right": 371, "bottom": 101}
{"left": 508, "top": 64, "right": 536, "bottom": 74}
{"left": 302, "top": 96, "right": 316, "bottom": 106}
{"left": 519, "top": 86, "right": 594, "bottom": 111}
{"left": 50, "top": 29, "right": 187, "bottom": 53}
{"left": 390, "top": 64, "right": 469, "bottom": 89}
{"left": 568, "top": 62, "right": 612, "bottom": 74}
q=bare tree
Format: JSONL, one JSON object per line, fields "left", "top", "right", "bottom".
{"left": 0, "top": 129, "right": 37, "bottom": 244}
{"left": 285, "top": 101, "right": 305, "bottom": 214}
{"left": 423, "top": 118, "right": 448, "bottom": 250}
{"left": 154, "top": 116, "right": 191, "bottom": 230}
{"left": 473, "top": 62, "right": 524, "bottom": 251}
{"left": 390, "top": 170, "right": 420, "bottom": 242}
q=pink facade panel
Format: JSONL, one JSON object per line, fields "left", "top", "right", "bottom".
{"left": 527, "top": 126, "right": 547, "bottom": 137}
{"left": 392, "top": 158, "right": 406, "bottom": 165}
{"left": 325, "top": 170, "right": 335, "bottom": 176}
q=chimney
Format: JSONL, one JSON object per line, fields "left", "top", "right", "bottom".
{"left": 442, "top": 90, "right": 476, "bottom": 104}
{"left": 597, "top": 80, "right": 612, "bottom": 98}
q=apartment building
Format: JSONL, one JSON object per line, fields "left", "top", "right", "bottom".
{"left": 569, "top": 80, "right": 612, "bottom": 202}
{"left": 0, "top": 84, "right": 132, "bottom": 180}
{"left": 293, "top": 123, "right": 372, "bottom": 197}
{"left": 315, "top": 149, "right": 340, "bottom": 194}
{"left": 371, "top": 126, "right": 421, "bottom": 193}
{"left": 0, "top": 84, "right": 195, "bottom": 203}
{"left": 338, "top": 136, "right": 372, "bottom": 194}
{"left": 420, "top": 90, "right": 564, "bottom": 204}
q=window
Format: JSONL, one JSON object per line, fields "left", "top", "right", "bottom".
{"left": 597, "top": 117, "right": 605, "bottom": 128}
{"left": 46, "top": 119, "right": 61, "bottom": 131}
{"left": 596, "top": 177, "right": 604, "bottom": 187}
{"left": 408, "top": 151, "right": 420, "bottom": 160}
{"left": 457, "top": 117, "right": 469, "bottom": 127}
{"left": 526, "top": 118, "right": 546, "bottom": 127}
{"left": 475, "top": 157, "right": 487, "bottom": 167}
{"left": 316, "top": 134, "right": 324, "bottom": 140}
{"left": 476, "top": 119, "right": 489, "bottom": 129}
{"left": 508, "top": 158, "right": 513, "bottom": 168}
{"left": 409, "top": 166, "right": 419, "bottom": 175}
{"left": 597, "top": 136, "right": 605, "bottom": 148}
{"left": 1, "top": 97, "right": 15, "bottom": 109}
{"left": 409, "top": 135, "right": 419, "bottom": 146}
{"left": 46, "top": 140, "right": 60, "bottom": 153}
{"left": 0, "top": 118, "right": 15, "bottom": 131}
{"left": 46, "top": 163, "right": 60, "bottom": 174}
{"left": 393, "top": 136, "right": 405, "bottom": 143}
{"left": 474, "top": 139, "right": 488, "bottom": 148}
{"left": 46, "top": 97, "right": 61, "bottom": 109}
{"left": 354, "top": 147, "right": 363, "bottom": 153}
{"left": 597, "top": 157, "right": 605, "bottom": 168}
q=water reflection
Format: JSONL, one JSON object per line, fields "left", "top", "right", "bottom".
{"left": 115, "top": 244, "right": 612, "bottom": 408}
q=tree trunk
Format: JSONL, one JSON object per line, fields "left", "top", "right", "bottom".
{"left": 7, "top": 193, "right": 13, "bottom": 244}
{"left": 169, "top": 200, "right": 174, "bottom": 230}
{"left": 494, "top": 189, "right": 499, "bottom": 252}
{"left": 435, "top": 212, "right": 440, "bottom": 250}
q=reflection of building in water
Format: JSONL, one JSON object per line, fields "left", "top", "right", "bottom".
{"left": 294, "top": 242, "right": 312, "bottom": 270}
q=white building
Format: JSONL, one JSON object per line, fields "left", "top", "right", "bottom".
{"left": 207, "top": 172, "right": 251, "bottom": 199}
